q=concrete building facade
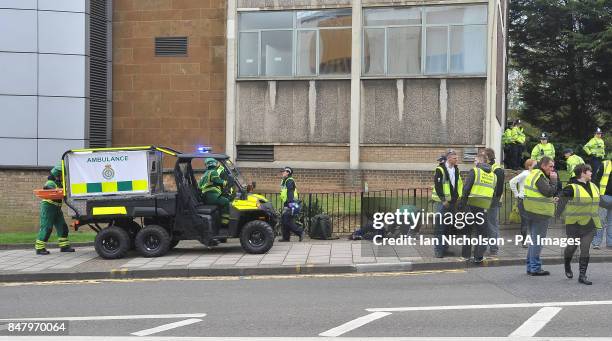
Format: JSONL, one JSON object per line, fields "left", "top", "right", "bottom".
{"left": 227, "top": 0, "right": 508, "bottom": 192}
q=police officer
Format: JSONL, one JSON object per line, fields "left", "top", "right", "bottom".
{"left": 35, "top": 164, "right": 75, "bottom": 255}
{"left": 484, "top": 148, "right": 504, "bottom": 256}
{"left": 502, "top": 122, "right": 514, "bottom": 168}
{"left": 510, "top": 119, "right": 526, "bottom": 170}
{"left": 199, "top": 158, "right": 230, "bottom": 225}
{"left": 583, "top": 127, "right": 605, "bottom": 177}
{"left": 431, "top": 150, "right": 463, "bottom": 258}
{"left": 459, "top": 152, "right": 496, "bottom": 263}
{"left": 279, "top": 167, "right": 304, "bottom": 242}
{"left": 563, "top": 148, "right": 585, "bottom": 183}
{"left": 592, "top": 158, "right": 612, "bottom": 249}
{"left": 523, "top": 156, "right": 559, "bottom": 276}
{"left": 557, "top": 164, "right": 601, "bottom": 285}
{"left": 531, "top": 132, "right": 555, "bottom": 162}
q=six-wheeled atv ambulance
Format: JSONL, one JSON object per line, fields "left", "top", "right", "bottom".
{"left": 61, "top": 146, "right": 277, "bottom": 259}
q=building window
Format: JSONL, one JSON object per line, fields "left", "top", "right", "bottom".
{"left": 238, "top": 9, "right": 352, "bottom": 78}
{"left": 363, "top": 5, "right": 487, "bottom": 76}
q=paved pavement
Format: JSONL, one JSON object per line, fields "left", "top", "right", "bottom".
{"left": 0, "top": 263, "right": 611, "bottom": 338}
{"left": 1, "top": 227, "right": 611, "bottom": 282}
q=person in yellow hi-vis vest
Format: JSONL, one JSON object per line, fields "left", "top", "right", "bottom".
{"left": 563, "top": 148, "right": 585, "bottom": 183}
{"left": 523, "top": 156, "right": 559, "bottom": 276}
{"left": 557, "top": 164, "right": 602, "bottom": 285}
{"left": 278, "top": 166, "right": 304, "bottom": 242}
{"left": 431, "top": 150, "right": 463, "bottom": 258}
{"left": 510, "top": 119, "right": 526, "bottom": 169}
{"left": 592, "top": 158, "right": 612, "bottom": 249}
{"left": 458, "top": 152, "right": 496, "bottom": 263}
{"left": 35, "top": 164, "right": 75, "bottom": 255}
{"left": 531, "top": 132, "right": 555, "bottom": 161}
{"left": 583, "top": 127, "right": 605, "bottom": 177}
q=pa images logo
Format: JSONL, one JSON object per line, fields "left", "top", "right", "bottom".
{"left": 102, "top": 164, "right": 115, "bottom": 180}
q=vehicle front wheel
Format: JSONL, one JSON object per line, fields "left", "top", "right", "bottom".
{"left": 135, "top": 225, "right": 171, "bottom": 258}
{"left": 94, "top": 226, "right": 131, "bottom": 259}
{"left": 240, "top": 220, "right": 274, "bottom": 254}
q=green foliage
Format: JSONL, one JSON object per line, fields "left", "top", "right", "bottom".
{"left": 509, "top": 0, "right": 612, "bottom": 140}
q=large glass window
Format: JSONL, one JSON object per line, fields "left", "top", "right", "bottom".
{"left": 363, "top": 5, "right": 487, "bottom": 76}
{"left": 238, "top": 9, "right": 352, "bottom": 78}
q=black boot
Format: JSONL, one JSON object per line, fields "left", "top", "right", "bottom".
{"left": 564, "top": 257, "right": 573, "bottom": 279}
{"left": 578, "top": 257, "right": 592, "bottom": 285}
{"left": 60, "top": 246, "right": 75, "bottom": 252}
{"left": 36, "top": 248, "right": 50, "bottom": 255}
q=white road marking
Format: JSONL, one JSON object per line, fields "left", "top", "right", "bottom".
{"left": 509, "top": 307, "right": 562, "bottom": 337}
{"left": 130, "top": 318, "right": 203, "bottom": 336}
{"left": 319, "top": 312, "right": 391, "bottom": 337}
{"left": 367, "top": 300, "right": 612, "bottom": 312}
{"left": 0, "top": 313, "right": 207, "bottom": 322}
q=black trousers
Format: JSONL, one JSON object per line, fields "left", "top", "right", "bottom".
{"left": 564, "top": 223, "right": 595, "bottom": 261}
{"left": 281, "top": 207, "right": 302, "bottom": 240}
{"left": 461, "top": 207, "right": 488, "bottom": 259}
{"left": 510, "top": 143, "right": 523, "bottom": 169}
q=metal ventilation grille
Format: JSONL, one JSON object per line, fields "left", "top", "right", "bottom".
{"left": 236, "top": 145, "right": 274, "bottom": 162}
{"left": 88, "top": 0, "right": 111, "bottom": 148}
{"left": 155, "top": 37, "right": 188, "bottom": 56}
{"left": 90, "top": 100, "right": 108, "bottom": 147}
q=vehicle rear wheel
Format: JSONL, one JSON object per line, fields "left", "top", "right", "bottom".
{"left": 135, "top": 225, "right": 171, "bottom": 258}
{"left": 240, "top": 220, "right": 274, "bottom": 254}
{"left": 94, "top": 226, "right": 131, "bottom": 259}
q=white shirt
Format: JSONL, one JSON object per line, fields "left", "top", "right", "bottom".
{"left": 509, "top": 170, "right": 531, "bottom": 199}
{"left": 445, "top": 162, "right": 456, "bottom": 189}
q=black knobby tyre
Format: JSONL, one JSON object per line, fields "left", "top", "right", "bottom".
{"left": 135, "top": 225, "right": 171, "bottom": 258}
{"left": 95, "top": 226, "right": 131, "bottom": 259}
{"left": 240, "top": 220, "right": 274, "bottom": 254}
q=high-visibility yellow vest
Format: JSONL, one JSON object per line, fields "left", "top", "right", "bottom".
{"left": 467, "top": 167, "right": 496, "bottom": 209}
{"left": 280, "top": 177, "right": 299, "bottom": 204}
{"left": 200, "top": 169, "right": 222, "bottom": 194}
{"left": 523, "top": 169, "right": 555, "bottom": 217}
{"left": 564, "top": 182, "right": 602, "bottom": 228}
{"left": 502, "top": 129, "right": 513, "bottom": 145}
{"left": 531, "top": 143, "right": 555, "bottom": 161}
{"left": 566, "top": 154, "right": 585, "bottom": 177}
{"left": 431, "top": 166, "right": 463, "bottom": 202}
{"left": 600, "top": 160, "right": 611, "bottom": 194}
{"left": 583, "top": 137, "right": 605, "bottom": 158}
{"left": 511, "top": 126, "right": 526, "bottom": 144}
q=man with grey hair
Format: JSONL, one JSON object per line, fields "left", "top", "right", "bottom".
{"left": 431, "top": 149, "right": 462, "bottom": 258}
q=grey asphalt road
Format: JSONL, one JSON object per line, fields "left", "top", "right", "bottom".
{"left": 0, "top": 263, "right": 611, "bottom": 338}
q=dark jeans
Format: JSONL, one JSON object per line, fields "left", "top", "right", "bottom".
{"left": 518, "top": 199, "right": 530, "bottom": 240}
{"left": 461, "top": 206, "right": 488, "bottom": 260}
{"left": 281, "top": 207, "right": 302, "bottom": 240}
{"left": 565, "top": 223, "right": 595, "bottom": 261}
{"left": 526, "top": 215, "right": 550, "bottom": 273}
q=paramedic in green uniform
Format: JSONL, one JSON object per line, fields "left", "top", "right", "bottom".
{"left": 199, "top": 158, "right": 230, "bottom": 224}
{"left": 34, "top": 164, "right": 75, "bottom": 255}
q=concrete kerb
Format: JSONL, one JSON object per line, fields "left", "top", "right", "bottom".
{"left": 1, "top": 256, "right": 612, "bottom": 283}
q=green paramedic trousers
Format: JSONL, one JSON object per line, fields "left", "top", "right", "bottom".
{"left": 35, "top": 201, "right": 70, "bottom": 250}
{"left": 202, "top": 191, "right": 230, "bottom": 224}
